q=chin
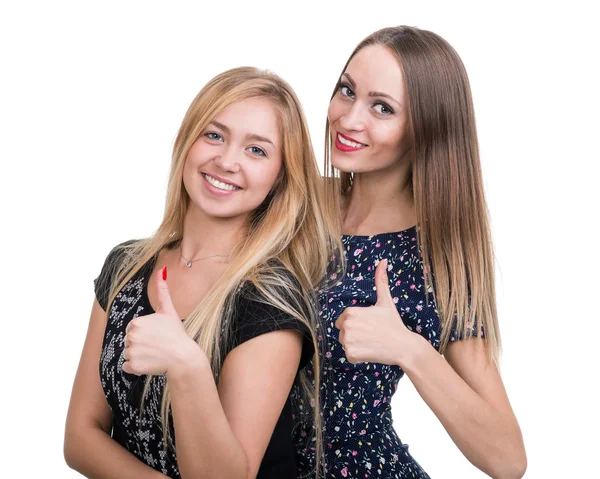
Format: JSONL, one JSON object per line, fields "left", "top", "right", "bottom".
{"left": 330, "top": 155, "right": 357, "bottom": 174}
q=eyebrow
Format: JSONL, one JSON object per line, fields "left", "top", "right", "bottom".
{"left": 342, "top": 73, "right": 402, "bottom": 106}
{"left": 209, "top": 120, "right": 275, "bottom": 147}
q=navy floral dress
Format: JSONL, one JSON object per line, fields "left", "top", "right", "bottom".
{"left": 293, "top": 226, "right": 461, "bottom": 478}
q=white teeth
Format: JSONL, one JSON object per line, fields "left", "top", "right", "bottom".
{"left": 338, "top": 134, "right": 365, "bottom": 148}
{"left": 203, "top": 174, "right": 239, "bottom": 191}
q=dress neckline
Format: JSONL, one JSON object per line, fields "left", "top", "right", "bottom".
{"left": 342, "top": 224, "right": 417, "bottom": 241}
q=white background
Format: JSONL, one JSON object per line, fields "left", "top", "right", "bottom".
{"left": 1, "top": 0, "right": 598, "bottom": 477}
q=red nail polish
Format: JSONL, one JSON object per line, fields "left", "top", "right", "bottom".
{"left": 162, "top": 266, "right": 167, "bottom": 281}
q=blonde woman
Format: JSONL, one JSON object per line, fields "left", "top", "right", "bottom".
{"left": 64, "top": 67, "right": 341, "bottom": 479}
{"left": 293, "top": 27, "right": 526, "bottom": 478}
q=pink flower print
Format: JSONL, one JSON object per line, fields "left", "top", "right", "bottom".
{"left": 393, "top": 297, "right": 399, "bottom": 304}
{"left": 330, "top": 273, "right": 337, "bottom": 280}
{"left": 352, "top": 264, "right": 356, "bottom": 270}
{"left": 416, "top": 325, "right": 422, "bottom": 333}
{"left": 352, "top": 450, "right": 358, "bottom": 456}
{"left": 395, "top": 280, "right": 402, "bottom": 286}
{"left": 373, "top": 399, "right": 380, "bottom": 406}
{"left": 341, "top": 467, "right": 348, "bottom": 477}
{"left": 410, "top": 284, "right": 416, "bottom": 290}
{"left": 375, "top": 371, "right": 379, "bottom": 377}
{"left": 416, "top": 304, "right": 423, "bottom": 311}
{"left": 360, "top": 429, "right": 366, "bottom": 435}
{"left": 351, "top": 299, "right": 357, "bottom": 305}
{"left": 353, "top": 249, "right": 363, "bottom": 256}
{"left": 352, "top": 412, "right": 357, "bottom": 419}
{"left": 376, "top": 242, "right": 381, "bottom": 248}
{"left": 356, "top": 274, "right": 363, "bottom": 281}
{"left": 326, "top": 352, "right": 332, "bottom": 358}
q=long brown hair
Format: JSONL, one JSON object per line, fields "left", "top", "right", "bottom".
{"left": 325, "top": 26, "right": 500, "bottom": 362}
{"left": 104, "top": 67, "right": 343, "bottom": 463}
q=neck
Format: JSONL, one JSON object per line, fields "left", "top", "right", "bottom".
{"left": 180, "top": 205, "right": 246, "bottom": 260}
{"left": 343, "top": 160, "right": 416, "bottom": 235}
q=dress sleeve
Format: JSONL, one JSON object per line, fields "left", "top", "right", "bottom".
{"left": 447, "top": 314, "right": 486, "bottom": 342}
{"left": 93, "top": 241, "right": 137, "bottom": 311}
{"left": 229, "top": 283, "right": 315, "bottom": 370}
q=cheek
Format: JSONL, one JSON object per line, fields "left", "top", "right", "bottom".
{"left": 248, "top": 160, "right": 282, "bottom": 195}
{"left": 328, "top": 98, "right": 345, "bottom": 125}
{"left": 374, "top": 122, "right": 408, "bottom": 151}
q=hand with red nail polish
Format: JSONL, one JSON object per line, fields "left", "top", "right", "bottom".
{"left": 122, "top": 267, "right": 202, "bottom": 377}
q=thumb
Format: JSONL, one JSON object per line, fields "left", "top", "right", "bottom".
{"left": 155, "top": 266, "right": 177, "bottom": 315}
{"left": 374, "top": 259, "right": 394, "bottom": 307}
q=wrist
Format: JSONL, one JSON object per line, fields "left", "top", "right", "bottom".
{"left": 394, "top": 331, "right": 430, "bottom": 371}
{"left": 167, "top": 339, "right": 210, "bottom": 383}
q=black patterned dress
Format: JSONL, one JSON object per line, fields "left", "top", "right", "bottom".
{"left": 293, "top": 227, "right": 465, "bottom": 479}
{"left": 95, "top": 244, "right": 314, "bottom": 478}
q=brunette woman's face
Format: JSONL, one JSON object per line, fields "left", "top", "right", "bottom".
{"left": 183, "top": 96, "right": 283, "bottom": 221}
{"left": 328, "top": 44, "right": 412, "bottom": 175}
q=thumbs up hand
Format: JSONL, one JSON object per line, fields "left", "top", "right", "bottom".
{"left": 335, "top": 259, "right": 413, "bottom": 365}
{"left": 122, "top": 266, "right": 200, "bottom": 376}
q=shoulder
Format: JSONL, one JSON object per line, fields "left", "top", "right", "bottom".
{"left": 100, "top": 240, "right": 140, "bottom": 268}
{"left": 229, "top": 262, "right": 315, "bottom": 368}
{"left": 94, "top": 240, "right": 141, "bottom": 311}
{"left": 237, "top": 260, "right": 312, "bottom": 319}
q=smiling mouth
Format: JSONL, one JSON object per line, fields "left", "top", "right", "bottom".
{"left": 202, "top": 174, "right": 241, "bottom": 191}
{"left": 335, "top": 132, "right": 367, "bottom": 152}
{"left": 337, "top": 133, "right": 366, "bottom": 148}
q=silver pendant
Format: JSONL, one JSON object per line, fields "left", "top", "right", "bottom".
{"left": 186, "top": 261, "right": 192, "bottom": 268}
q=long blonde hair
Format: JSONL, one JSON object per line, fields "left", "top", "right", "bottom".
{"left": 325, "top": 26, "right": 500, "bottom": 363}
{"left": 103, "top": 67, "right": 342, "bottom": 465}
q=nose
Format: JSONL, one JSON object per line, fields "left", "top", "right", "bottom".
{"left": 339, "top": 101, "right": 366, "bottom": 132}
{"left": 214, "top": 146, "right": 241, "bottom": 173}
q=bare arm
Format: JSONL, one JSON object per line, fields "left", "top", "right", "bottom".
{"left": 64, "top": 300, "right": 166, "bottom": 478}
{"left": 398, "top": 335, "right": 526, "bottom": 479}
{"left": 168, "top": 329, "right": 303, "bottom": 479}
{"left": 337, "top": 260, "right": 526, "bottom": 479}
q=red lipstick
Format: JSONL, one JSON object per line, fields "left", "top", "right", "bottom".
{"left": 334, "top": 131, "right": 367, "bottom": 152}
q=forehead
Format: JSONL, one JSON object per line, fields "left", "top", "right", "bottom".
{"left": 345, "top": 44, "right": 405, "bottom": 101}
{"left": 213, "top": 96, "right": 280, "bottom": 142}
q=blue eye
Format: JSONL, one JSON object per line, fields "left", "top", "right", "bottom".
{"left": 205, "top": 131, "right": 223, "bottom": 141}
{"left": 374, "top": 103, "right": 394, "bottom": 115}
{"left": 248, "top": 146, "right": 266, "bottom": 157}
{"left": 340, "top": 84, "right": 355, "bottom": 98}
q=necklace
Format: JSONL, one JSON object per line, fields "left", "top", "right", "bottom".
{"left": 179, "top": 245, "right": 228, "bottom": 268}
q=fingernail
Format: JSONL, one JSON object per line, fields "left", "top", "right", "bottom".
{"left": 162, "top": 266, "right": 167, "bottom": 281}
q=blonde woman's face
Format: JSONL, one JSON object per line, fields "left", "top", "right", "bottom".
{"left": 328, "top": 44, "right": 411, "bottom": 175}
{"left": 183, "top": 96, "right": 283, "bottom": 221}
